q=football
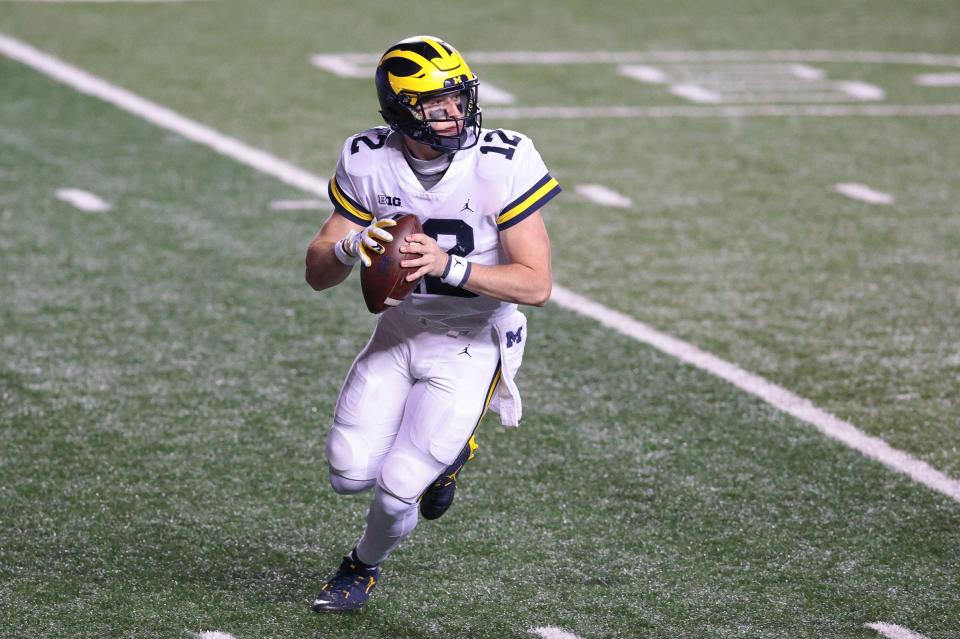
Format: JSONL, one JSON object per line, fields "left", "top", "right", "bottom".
{"left": 361, "top": 213, "right": 424, "bottom": 313}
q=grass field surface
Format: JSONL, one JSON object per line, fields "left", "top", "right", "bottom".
{"left": 1, "top": 2, "right": 958, "bottom": 638}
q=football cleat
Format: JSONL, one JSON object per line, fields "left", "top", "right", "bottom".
{"left": 419, "top": 436, "right": 478, "bottom": 520}
{"left": 311, "top": 550, "right": 380, "bottom": 613}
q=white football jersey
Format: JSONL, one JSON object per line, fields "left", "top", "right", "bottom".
{"left": 328, "top": 127, "right": 561, "bottom": 325}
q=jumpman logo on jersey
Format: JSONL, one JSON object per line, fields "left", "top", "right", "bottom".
{"left": 458, "top": 344, "right": 472, "bottom": 357}
{"left": 460, "top": 198, "right": 474, "bottom": 213}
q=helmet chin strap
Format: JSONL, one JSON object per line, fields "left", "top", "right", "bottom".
{"left": 432, "top": 126, "right": 475, "bottom": 152}
{"left": 417, "top": 110, "right": 482, "bottom": 153}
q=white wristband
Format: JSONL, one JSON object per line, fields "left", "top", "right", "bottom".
{"left": 441, "top": 255, "right": 472, "bottom": 287}
{"left": 333, "top": 235, "right": 358, "bottom": 266}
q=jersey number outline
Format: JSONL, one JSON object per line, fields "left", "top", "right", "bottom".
{"left": 350, "top": 133, "right": 388, "bottom": 155}
{"left": 419, "top": 218, "right": 478, "bottom": 298}
{"left": 479, "top": 130, "right": 521, "bottom": 160}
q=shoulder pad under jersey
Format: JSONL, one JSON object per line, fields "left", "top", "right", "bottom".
{"left": 340, "top": 126, "right": 394, "bottom": 177}
{"left": 475, "top": 128, "right": 534, "bottom": 180}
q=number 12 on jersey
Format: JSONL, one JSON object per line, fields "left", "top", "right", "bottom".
{"left": 479, "top": 130, "right": 521, "bottom": 160}
{"left": 419, "top": 218, "right": 478, "bottom": 298}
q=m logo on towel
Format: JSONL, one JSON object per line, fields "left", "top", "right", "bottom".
{"left": 506, "top": 327, "right": 523, "bottom": 348}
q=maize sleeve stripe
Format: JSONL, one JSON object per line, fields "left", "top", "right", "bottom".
{"left": 328, "top": 177, "right": 374, "bottom": 224}
{"left": 497, "top": 174, "right": 561, "bottom": 231}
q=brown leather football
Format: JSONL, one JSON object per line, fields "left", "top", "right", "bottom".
{"left": 361, "top": 213, "right": 424, "bottom": 314}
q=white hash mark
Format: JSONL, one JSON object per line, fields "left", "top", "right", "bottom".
{"left": 575, "top": 184, "right": 633, "bottom": 208}
{"left": 835, "top": 182, "right": 894, "bottom": 205}
{"left": 865, "top": 622, "right": 932, "bottom": 639}
{"left": 914, "top": 73, "right": 960, "bottom": 87}
{"left": 670, "top": 83, "right": 724, "bottom": 103}
{"left": 837, "top": 80, "right": 886, "bottom": 101}
{"left": 790, "top": 63, "right": 826, "bottom": 80}
{"left": 619, "top": 64, "right": 670, "bottom": 84}
{"left": 530, "top": 626, "right": 584, "bottom": 639}
{"left": 55, "top": 188, "right": 111, "bottom": 212}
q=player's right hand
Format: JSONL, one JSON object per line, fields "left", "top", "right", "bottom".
{"left": 335, "top": 218, "right": 397, "bottom": 267}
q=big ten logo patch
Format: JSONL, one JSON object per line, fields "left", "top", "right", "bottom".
{"left": 378, "top": 194, "right": 402, "bottom": 206}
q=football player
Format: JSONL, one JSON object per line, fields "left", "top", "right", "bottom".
{"left": 304, "top": 35, "right": 561, "bottom": 612}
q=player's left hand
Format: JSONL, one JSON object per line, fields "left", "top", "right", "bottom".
{"left": 400, "top": 233, "right": 450, "bottom": 282}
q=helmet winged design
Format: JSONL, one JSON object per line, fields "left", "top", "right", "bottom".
{"left": 375, "top": 35, "right": 482, "bottom": 152}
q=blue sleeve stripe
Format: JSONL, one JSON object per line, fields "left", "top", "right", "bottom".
{"left": 497, "top": 181, "right": 561, "bottom": 231}
{"left": 500, "top": 173, "right": 554, "bottom": 218}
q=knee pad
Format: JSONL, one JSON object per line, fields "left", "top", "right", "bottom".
{"left": 326, "top": 422, "right": 380, "bottom": 481}
{"left": 325, "top": 422, "right": 371, "bottom": 480}
{"left": 378, "top": 449, "right": 445, "bottom": 503}
{"left": 328, "top": 472, "right": 375, "bottom": 495}
{"left": 373, "top": 485, "right": 417, "bottom": 518}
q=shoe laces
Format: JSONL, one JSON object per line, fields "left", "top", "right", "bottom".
{"left": 325, "top": 559, "right": 376, "bottom": 594}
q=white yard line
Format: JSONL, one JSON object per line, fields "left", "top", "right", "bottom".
{"left": 308, "top": 53, "right": 515, "bottom": 104}
{"left": 693, "top": 92, "right": 875, "bottom": 104}
{"left": 55, "top": 188, "right": 111, "bottom": 212}
{"left": 197, "top": 632, "right": 238, "bottom": 639}
{"left": 269, "top": 198, "right": 327, "bottom": 211}
{"left": 3, "top": 0, "right": 206, "bottom": 3}
{"left": 487, "top": 103, "right": 960, "bottom": 119}
{"left": 464, "top": 50, "right": 960, "bottom": 67}
{"left": 914, "top": 73, "right": 960, "bottom": 87}
{"left": 835, "top": 182, "right": 895, "bottom": 205}
{"left": 686, "top": 65, "right": 818, "bottom": 77}
{"left": 4, "top": 34, "right": 959, "bottom": 504}
{"left": 530, "top": 627, "right": 584, "bottom": 639}
{"left": 0, "top": 33, "right": 328, "bottom": 197}
{"left": 865, "top": 622, "right": 932, "bottom": 639}
{"left": 694, "top": 80, "right": 835, "bottom": 90}
{"left": 310, "top": 49, "right": 960, "bottom": 69}
{"left": 549, "top": 286, "right": 960, "bottom": 503}
{"left": 575, "top": 184, "right": 632, "bottom": 208}
{"left": 309, "top": 48, "right": 960, "bottom": 118}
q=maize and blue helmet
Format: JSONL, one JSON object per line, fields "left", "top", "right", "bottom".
{"left": 375, "top": 35, "right": 482, "bottom": 152}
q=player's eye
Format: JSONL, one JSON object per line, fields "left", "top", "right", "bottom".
{"left": 422, "top": 93, "right": 464, "bottom": 120}
{"left": 423, "top": 104, "right": 448, "bottom": 120}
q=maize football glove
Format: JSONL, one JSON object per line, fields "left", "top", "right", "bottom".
{"left": 334, "top": 218, "right": 397, "bottom": 268}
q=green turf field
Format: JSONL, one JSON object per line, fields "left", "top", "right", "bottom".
{"left": 1, "top": 2, "right": 958, "bottom": 638}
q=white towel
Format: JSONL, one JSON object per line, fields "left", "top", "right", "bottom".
{"left": 490, "top": 311, "right": 527, "bottom": 427}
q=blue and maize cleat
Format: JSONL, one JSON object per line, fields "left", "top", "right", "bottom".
{"left": 311, "top": 549, "right": 380, "bottom": 613}
{"left": 419, "top": 435, "right": 478, "bottom": 520}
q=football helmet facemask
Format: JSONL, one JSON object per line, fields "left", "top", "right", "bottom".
{"left": 375, "top": 35, "right": 482, "bottom": 152}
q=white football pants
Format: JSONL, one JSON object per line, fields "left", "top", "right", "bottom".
{"left": 325, "top": 306, "right": 507, "bottom": 564}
